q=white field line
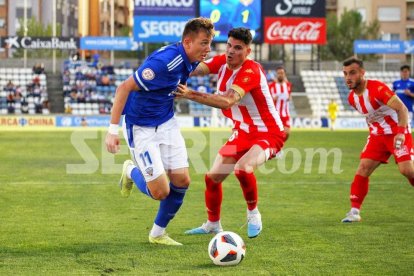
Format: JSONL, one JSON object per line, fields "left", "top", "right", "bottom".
{"left": 0, "top": 127, "right": 369, "bottom": 132}
{"left": 1, "top": 180, "right": 402, "bottom": 185}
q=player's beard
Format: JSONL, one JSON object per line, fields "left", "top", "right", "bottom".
{"left": 352, "top": 78, "right": 363, "bottom": 90}
{"left": 348, "top": 78, "right": 362, "bottom": 90}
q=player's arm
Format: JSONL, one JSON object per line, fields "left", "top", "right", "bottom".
{"left": 175, "top": 83, "right": 241, "bottom": 109}
{"left": 190, "top": 63, "right": 210, "bottom": 77}
{"left": 387, "top": 95, "right": 409, "bottom": 148}
{"left": 105, "top": 76, "right": 140, "bottom": 154}
{"left": 388, "top": 95, "right": 409, "bottom": 127}
{"left": 190, "top": 54, "right": 226, "bottom": 76}
{"left": 404, "top": 90, "right": 414, "bottom": 97}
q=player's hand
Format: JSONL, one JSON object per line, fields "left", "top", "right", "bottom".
{"left": 404, "top": 89, "right": 411, "bottom": 96}
{"left": 105, "top": 132, "right": 120, "bottom": 154}
{"left": 394, "top": 133, "right": 405, "bottom": 149}
{"left": 174, "top": 84, "right": 191, "bottom": 98}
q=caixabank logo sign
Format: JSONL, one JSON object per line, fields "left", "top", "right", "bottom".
{"left": 1, "top": 36, "right": 79, "bottom": 50}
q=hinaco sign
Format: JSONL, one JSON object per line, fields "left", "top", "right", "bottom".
{"left": 0, "top": 36, "right": 79, "bottom": 49}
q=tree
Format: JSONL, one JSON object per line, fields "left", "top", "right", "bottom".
{"left": 14, "top": 17, "right": 63, "bottom": 58}
{"left": 321, "top": 9, "right": 380, "bottom": 61}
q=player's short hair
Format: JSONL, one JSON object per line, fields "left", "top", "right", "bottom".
{"left": 182, "top": 17, "right": 215, "bottom": 41}
{"left": 343, "top": 57, "right": 364, "bottom": 68}
{"left": 228, "top": 28, "right": 252, "bottom": 45}
{"left": 276, "top": 66, "right": 285, "bottom": 71}
{"left": 400, "top": 65, "right": 410, "bottom": 71}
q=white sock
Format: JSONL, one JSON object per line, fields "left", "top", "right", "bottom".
{"left": 351, "top": 207, "right": 360, "bottom": 214}
{"left": 206, "top": 220, "right": 221, "bottom": 228}
{"left": 150, "top": 224, "right": 165, "bottom": 237}
{"left": 126, "top": 164, "right": 135, "bottom": 179}
{"left": 248, "top": 207, "right": 259, "bottom": 215}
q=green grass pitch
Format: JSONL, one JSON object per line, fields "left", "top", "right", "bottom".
{"left": 0, "top": 129, "right": 413, "bottom": 275}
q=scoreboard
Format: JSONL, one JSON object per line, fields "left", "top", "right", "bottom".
{"left": 200, "top": 0, "right": 261, "bottom": 42}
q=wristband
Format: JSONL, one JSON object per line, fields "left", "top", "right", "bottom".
{"left": 397, "top": 126, "right": 405, "bottom": 134}
{"left": 108, "top": 124, "right": 119, "bottom": 135}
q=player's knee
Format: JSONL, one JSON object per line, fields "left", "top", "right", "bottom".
{"left": 150, "top": 188, "right": 169, "bottom": 200}
{"left": 206, "top": 173, "right": 225, "bottom": 183}
{"left": 399, "top": 167, "right": 414, "bottom": 179}
{"left": 234, "top": 163, "right": 254, "bottom": 174}
{"left": 168, "top": 170, "right": 191, "bottom": 188}
{"left": 177, "top": 175, "right": 191, "bottom": 188}
{"left": 356, "top": 164, "right": 374, "bottom": 177}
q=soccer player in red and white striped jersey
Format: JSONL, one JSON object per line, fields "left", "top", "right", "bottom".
{"left": 268, "top": 66, "right": 292, "bottom": 141}
{"left": 341, "top": 57, "right": 414, "bottom": 223}
{"left": 175, "top": 28, "right": 285, "bottom": 238}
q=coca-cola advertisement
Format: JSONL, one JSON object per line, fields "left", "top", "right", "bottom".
{"left": 263, "top": 0, "right": 326, "bottom": 18}
{"left": 264, "top": 17, "right": 326, "bottom": 44}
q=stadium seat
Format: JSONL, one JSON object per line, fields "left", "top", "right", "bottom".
{"left": 301, "top": 70, "right": 399, "bottom": 117}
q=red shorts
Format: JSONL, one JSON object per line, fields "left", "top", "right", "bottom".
{"left": 280, "top": 116, "right": 291, "bottom": 128}
{"left": 219, "top": 129, "right": 285, "bottom": 161}
{"left": 360, "top": 133, "right": 414, "bottom": 163}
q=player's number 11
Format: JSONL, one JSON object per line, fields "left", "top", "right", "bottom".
{"left": 139, "top": 151, "right": 152, "bottom": 166}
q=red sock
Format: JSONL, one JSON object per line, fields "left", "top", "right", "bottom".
{"left": 350, "top": 174, "right": 369, "bottom": 209}
{"left": 235, "top": 170, "right": 258, "bottom": 211}
{"left": 283, "top": 131, "right": 289, "bottom": 142}
{"left": 409, "top": 178, "right": 414, "bottom": 187}
{"left": 205, "top": 174, "right": 222, "bottom": 222}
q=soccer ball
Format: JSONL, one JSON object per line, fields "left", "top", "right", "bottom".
{"left": 208, "top": 231, "right": 246, "bottom": 266}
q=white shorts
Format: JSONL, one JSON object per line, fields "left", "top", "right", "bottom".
{"left": 122, "top": 116, "right": 189, "bottom": 182}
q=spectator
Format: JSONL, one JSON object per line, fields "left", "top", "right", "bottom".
{"left": 7, "top": 103, "right": 15, "bottom": 114}
{"left": 5, "top": 80, "right": 15, "bottom": 92}
{"left": 14, "top": 86, "right": 23, "bottom": 102}
{"left": 92, "top": 52, "right": 100, "bottom": 68}
{"left": 63, "top": 71, "right": 70, "bottom": 85}
{"left": 72, "top": 51, "right": 81, "bottom": 61}
{"left": 100, "top": 75, "right": 111, "bottom": 86}
{"left": 21, "top": 100, "right": 29, "bottom": 114}
{"left": 6, "top": 92, "right": 15, "bottom": 103}
{"left": 32, "top": 76, "right": 41, "bottom": 86}
{"left": 32, "top": 63, "right": 45, "bottom": 74}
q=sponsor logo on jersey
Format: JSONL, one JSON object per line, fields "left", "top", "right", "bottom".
{"left": 242, "top": 77, "right": 250, "bottom": 83}
{"left": 395, "top": 145, "right": 409, "bottom": 158}
{"left": 145, "top": 167, "right": 154, "bottom": 176}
